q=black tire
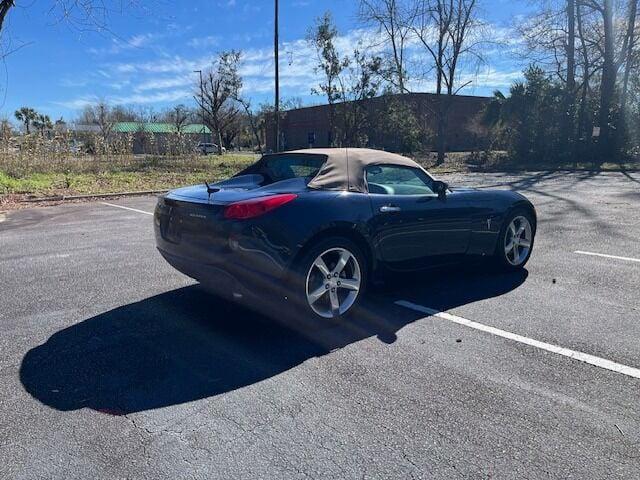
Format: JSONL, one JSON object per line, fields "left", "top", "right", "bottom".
{"left": 291, "top": 236, "right": 368, "bottom": 324}
{"left": 494, "top": 209, "right": 536, "bottom": 270}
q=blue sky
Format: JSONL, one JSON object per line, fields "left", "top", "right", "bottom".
{"left": 1, "top": 0, "right": 529, "bottom": 122}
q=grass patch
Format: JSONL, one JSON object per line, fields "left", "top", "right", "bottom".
{"left": 0, "top": 154, "right": 257, "bottom": 197}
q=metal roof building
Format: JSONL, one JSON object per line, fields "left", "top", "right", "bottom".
{"left": 112, "top": 123, "right": 211, "bottom": 134}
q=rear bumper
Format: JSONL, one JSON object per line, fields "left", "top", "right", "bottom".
{"left": 157, "top": 247, "right": 288, "bottom": 304}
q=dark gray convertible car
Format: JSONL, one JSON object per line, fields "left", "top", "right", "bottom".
{"left": 155, "top": 148, "right": 536, "bottom": 321}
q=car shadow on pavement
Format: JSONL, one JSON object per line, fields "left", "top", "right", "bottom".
{"left": 20, "top": 267, "right": 527, "bottom": 415}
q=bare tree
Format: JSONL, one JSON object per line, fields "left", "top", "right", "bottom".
{"left": 564, "top": 0, "right": 577, "bottom": 152}
{"left": 1, "top": 1, "right": 141, "bottom": 37}
{"left": 596, "top": 0, "right": 616, "bottom": 153}
{"left": 194, "top": 51, "right": 241, "bottom": 155}
{"left": 620, "top": 0, "right": 639, "bottom": 128}
{"left": 576, "top": 0, "right": 639, "bottom": 157}
{"left": 164, "top": 104, "right": 191, "bottom": 134}
{"left": 358, "top": 0, "right": 412, "bottom": 92}
{"left": 0, "top": 1, "right": 12, "bottom": 34}
{"left": 111, "top": 105, "right": 139, "bottom": 122}
{"left": 220, "top": 51, "right": 264, "bottom": 153}
{"left": 234, "top": 97, "right": 263, "bottom": 153}
{"left": 409, "top": 0, "right": 487, "bottom": 164}
{"left": 575, "top": 1, "right": 598, "bottom": 146}
{"left": 81, "top": 101, "right": 115, "bottom": 144}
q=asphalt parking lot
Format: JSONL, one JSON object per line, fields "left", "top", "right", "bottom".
{"left": 1, "top": 170, "right": 640, "bottom": 479}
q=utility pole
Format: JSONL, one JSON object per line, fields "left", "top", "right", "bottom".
{"left": 194, "top": 70, "right": 206, "bottom": 145}
{"left": 274, "top": 0, "right": 280, "bottom": 152}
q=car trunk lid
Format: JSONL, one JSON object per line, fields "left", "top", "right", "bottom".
{"left": 165, "top": 175, "right": 307, "bottom": 206}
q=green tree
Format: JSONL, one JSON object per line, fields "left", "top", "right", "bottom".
{"left": 371, "top": 95, "right": 424, "bottom": 154}
{"left": 309, "top": 12, "right": 383, "bottom": 147}
{"left": 484, "top": 66, "right": 566, "bottom": 165}
{"left": 33, "top": 114, "right": 53, "bottom": 135}
{"left": 308, "top": 12, "right": 349, "bottom": 145}
{"left": 14, "top": 107, "right": 37, "bottom": 134}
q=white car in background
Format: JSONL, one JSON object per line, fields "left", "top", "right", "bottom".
{"left": 196, "top": 142, "right": 226, "bottom": 155}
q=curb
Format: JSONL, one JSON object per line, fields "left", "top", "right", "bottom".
{"left": 18, "top": 190, "right": 168, "bottom": 203}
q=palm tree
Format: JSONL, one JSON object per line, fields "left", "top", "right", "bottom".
{"left": 14, "top": 107, "right": 37, "bottom": 134}
{"left": 33, "top": 114, "right": 53, "bottom": 135}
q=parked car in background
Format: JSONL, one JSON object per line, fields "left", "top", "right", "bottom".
{"left": 196, "top": 142, "right": 226, "bottom": 155}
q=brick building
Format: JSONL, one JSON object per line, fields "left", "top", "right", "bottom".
{"left": 266, "top": 93, "right": 491, "bottom": 153}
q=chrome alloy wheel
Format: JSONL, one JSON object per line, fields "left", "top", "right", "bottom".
{"left": 504, "top": 215, "right": 533, "bottom": 266}
{"left": 305, "top": 247, "right": 362, "bottom": 319}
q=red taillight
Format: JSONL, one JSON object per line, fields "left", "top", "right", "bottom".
{"left": 223, "top": 194, "right": 298, "bottom": 220}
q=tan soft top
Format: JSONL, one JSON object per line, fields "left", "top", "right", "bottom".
{"left": 266, "top": 148, "right": 421, "bottom": 193}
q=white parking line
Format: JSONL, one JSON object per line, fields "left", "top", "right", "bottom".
{"left": 396, "top": 300, "right": 640, "bottom": 379}
{"left": 574, "top": 250, "right": 640, "bottom": 264}
{"left": 101, "top": 202, "right": 153, "bottom": 216}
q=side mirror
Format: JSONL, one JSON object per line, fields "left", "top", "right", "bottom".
{"left": 433, "top": 180, "right": 449, "bottom": 198}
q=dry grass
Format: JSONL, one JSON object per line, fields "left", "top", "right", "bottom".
{"left": 0, "top": 156, "right": 257, "bottom": 196}
{"left": 0, "top": 131, "right": 259, "bottom": 199}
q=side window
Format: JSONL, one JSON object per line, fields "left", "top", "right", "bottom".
{"left": 366, "top": 165, "right": 435, "bottom": 195}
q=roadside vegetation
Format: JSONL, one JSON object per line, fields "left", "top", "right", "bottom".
{"left": 0, "top": 130, "right": 257, "bottom": 199}
{"left": 0, "top": 156, "right": 256, "bottom": 197}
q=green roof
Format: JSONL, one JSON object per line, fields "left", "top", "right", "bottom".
{"left": 113, "top": 122, "right": 211, "bottom": 134}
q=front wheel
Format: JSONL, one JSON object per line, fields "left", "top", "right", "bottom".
{"left": 494, "top": 210, "right": 535, "bottom": 270}
{"left": 295, "top": 237, "right": 367, "bottom": 322}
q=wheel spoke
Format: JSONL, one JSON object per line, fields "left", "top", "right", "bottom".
{"left": 516, "top": 224, "right": 526, "bottom": 236}
{"left": 314, "top": 257, "right": 330, "bottom": 277}
{"left": 519, "top": 238, "right": 531, "bottom": 248}
{"left": 504, "top": 241, "right": 514, "bottom": 255}
{"left": 308, "top": 285, "right": 328, "bottom": 304}
{"left": 329, "top": 289, "right": 340, "bottom": 316}
{"left": 333, "top": 251, "right": 351, "bottom": 275}
{"left": 513, "top": 245, "right": 521, "bottom": 262}
{"left": 509, "top": 222, "right": 517, "bottom": 237}
{"left": 339, "top": 278, "right": 360, "bottom": 291}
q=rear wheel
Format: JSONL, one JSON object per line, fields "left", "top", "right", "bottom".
{"left": 495, "top": 210, "right": 535, "bottom": 269}
{"left": 295, "top": 237, "right": 367, "bottom": 322}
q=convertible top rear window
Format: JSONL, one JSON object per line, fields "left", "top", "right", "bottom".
{"left": 263, "top": 154, "right": 326, "bottom": 182}
{"left": 239, "top": 153, "right": 327, "bottom": 185}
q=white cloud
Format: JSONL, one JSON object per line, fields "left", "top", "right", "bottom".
{"left": 88, "top": 33, "right": 159, "bottom": 56}
{"left": 111, "top": 90, "right": 192, "bottom": 105}
{"left": 56, "top": 90, "right": 192, "bottom": 110}
{"left": 56, "top": 21, "right": 524, "bottom": 111}
{"left": 53, "top": 96, "right": 100, "bottom": 110}
{"left": 135, "top": 76, "right": 194, "bottom": 92}
{"left": 187, "top": 36, "right": 220, "bottom": 48}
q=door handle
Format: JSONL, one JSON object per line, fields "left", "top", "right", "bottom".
{"left": 380, "top": 205, "right": 401, "bottom": 213}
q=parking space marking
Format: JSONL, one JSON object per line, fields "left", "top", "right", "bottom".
{"left": 574, "top": 250, "right": 640, "bottom": 263}
{"left": 396, "top": 300, "right": 640, "bottom": 379}
{"left": 101, "top": 202, "right": 153, "bottom": 216}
